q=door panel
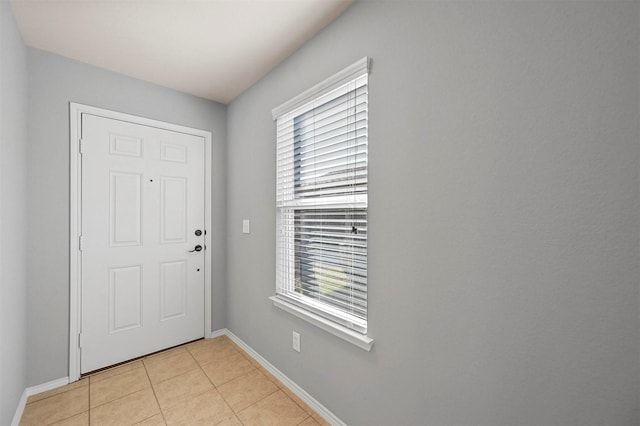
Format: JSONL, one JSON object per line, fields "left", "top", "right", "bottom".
{"left": 160, "top": 176, "right": 187, "bottom": 243}
{"left": 81, "top": 114, "right": 205, "bottom": 373}
{"left": 109, "top": 265, "right": 142, "bottom": 333}
{"left": 110, "top": 172, "right": 142, "bottom": 246}
{"left": 160, "top": 260, "right": 187, "bottom": 321}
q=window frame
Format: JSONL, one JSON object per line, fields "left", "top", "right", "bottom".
{"left": 270, "top": 58, "right": 373, "bottom": 351}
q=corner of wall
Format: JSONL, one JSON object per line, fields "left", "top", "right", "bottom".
{"left": 0, "top": 1, "right": 29, "bottom": 424}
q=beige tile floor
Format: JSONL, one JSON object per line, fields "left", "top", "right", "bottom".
{"left": 20, "top": 336, "right": 330, "bottom": 426}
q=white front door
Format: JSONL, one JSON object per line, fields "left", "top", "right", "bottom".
{"left": 80, "top": 114, "right": 205, "bottom": 373}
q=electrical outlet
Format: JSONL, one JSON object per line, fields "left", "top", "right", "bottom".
{"left": 292, "top": 331, "right": 301, "bottom": 352}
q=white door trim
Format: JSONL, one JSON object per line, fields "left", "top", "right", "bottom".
{"left": 69, "top": 102, "right": 213, "bottom": 382}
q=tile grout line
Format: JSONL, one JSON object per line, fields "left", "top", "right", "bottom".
{"left": 186, "top": 343, "right": 231, "bottom": 395}
{"left": 196, "top": 349, "right": 260, "bottom": 389}
{"left": 23, "top": 379, "right": 89, "bottom": 406}
{"left": 235, "top": 348, "right": 321, "bottom": 420}
{"left": 207, "top": 338, "right": 289, "bottom": 423}
{"left": 287, "top": 394, "right": 317, "bottom": 419}
{"left": 295, "top": 415, "right": 314, "bottom": 426}
{"left": 84, "top": 360, "right": 150, "bottom": 422}
{"left": 190, "top": 344, "right": 220, "bottom": 390}
{"left": 24, "top": 385, "right": 89, "bottom": 426}
{"left": 85, "top": 368, "right": 151, "bottom": 412}
{"left": 211, "top": 340, "right": 312, "bottom": 422}
{"left": 234, "top": 387, "right": 281, "bottom": 417}
{"left": 142, "top": 356, "right": 168, "bottom": 426}
{"left": 228, "top": 350, "right": 320, "bottom": 424}
{"left": 190, "top": 342, "right": 249, "bottom": 424}
{"left": 150, "top": 342, "right": 238, "bottom": 424}
{"left": 186, "top": 341, "right": 252, "bottom": 426}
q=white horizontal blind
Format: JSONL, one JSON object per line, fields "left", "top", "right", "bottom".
{"left": 274, "top": 59, "right": 369, "bottom": 334}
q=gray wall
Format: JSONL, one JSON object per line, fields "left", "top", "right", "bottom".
{"left": 0, "top": 2, "right": 28, "bottom": 424}
{"left": 26, "top": 48, "right": 227, "bottom": 385}
{"left": 226, "top": 2, "right": 639, "bottom": 425}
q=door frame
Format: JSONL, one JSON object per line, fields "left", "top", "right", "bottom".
{"left": 69, "top": 102, "right": 213, "bottom": 382}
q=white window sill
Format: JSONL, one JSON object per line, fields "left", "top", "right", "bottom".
{"left": 269, "top": 296, "right": 374, "bottom": 352}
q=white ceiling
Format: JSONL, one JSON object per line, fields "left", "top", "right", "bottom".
{"left": 10, "top": 0, "right": 354, "bottom": 104}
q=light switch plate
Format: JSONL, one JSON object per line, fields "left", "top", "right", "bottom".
{"left": 292, "top": 331, "right": 301, "bottom": 352}
{"left": 242, "top": 219, "right": 250, "bottom": 234}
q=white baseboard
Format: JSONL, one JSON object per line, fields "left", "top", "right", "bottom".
{"left": 10, "top": 390, "right": 28, "bottom": 426}
{"left": 210, "top": 328, "right": 345, "bottom": 426}
{"left": 11, "top": 377, "right": 69, "bottom": 426}
{"left": 208, "top": 328, "right": 227, "bottom": 338}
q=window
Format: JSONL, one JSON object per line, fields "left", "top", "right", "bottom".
{"left": 271, "top": 58, "right": 372, "bottom": 351}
